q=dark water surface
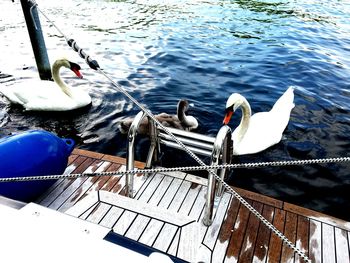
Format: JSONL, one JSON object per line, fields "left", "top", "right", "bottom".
{"left": 1, "top": 0, "right": 350, "bottom": 221}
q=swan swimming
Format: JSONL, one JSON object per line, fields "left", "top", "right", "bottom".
{"left": 0, "top": 58, "right": 91, "bottom": 111}
{"left": 119, "top": 99, "right": 198, "bottom": 135}
{"left": 223, "top": 87, "right": 295, "bottom": 155}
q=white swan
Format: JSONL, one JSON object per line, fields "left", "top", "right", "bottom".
{"left": 223, "top": 87, "right": 295, "bottom": 155}
{"left": 0, "top": 58, "right": 91, "bottom": 111}
{"left": 119, "top": 99, "right": 198, "bottom": 135}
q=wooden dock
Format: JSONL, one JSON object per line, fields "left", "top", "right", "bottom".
{"left": 35, "top": 148, "right": 350, "bottom": 263}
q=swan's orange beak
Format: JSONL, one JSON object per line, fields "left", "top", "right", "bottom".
{"left": 72, "top": 68, "right": 83, "bottom": 79}
{"left": 223, "top": 110, "right": 233, "bottom": 125}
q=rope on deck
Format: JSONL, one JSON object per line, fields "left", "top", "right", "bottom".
{"left": 1, "top": 156, "right": 349, "bottom": 183}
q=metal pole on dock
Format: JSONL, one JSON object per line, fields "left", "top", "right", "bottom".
{"left": 20, "top": 0, "right": 51, "bottom": 80}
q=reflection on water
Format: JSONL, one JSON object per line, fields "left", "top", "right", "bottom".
{"left": 0, "top": 0, "right": 350, "bottom": 221}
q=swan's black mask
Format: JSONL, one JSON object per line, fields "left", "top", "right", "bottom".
{"left": 69, "top": 61, "right": 83, "bottom": 79}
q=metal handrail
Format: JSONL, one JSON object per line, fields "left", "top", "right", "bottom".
{"left": 202, "top": 125, "right": 232, "bottom": 226}
{"left": 125, "top": 111, "right": 233, "bottom": 226}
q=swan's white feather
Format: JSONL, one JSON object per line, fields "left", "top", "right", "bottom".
{"left": 229, "top": 87, "right": 294, "bottom": 155}
{"left": 0, "top": 59, "right": 91, "bottom": 111}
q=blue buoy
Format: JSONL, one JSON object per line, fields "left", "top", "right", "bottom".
{"left": 0, "top": 130, "right": 75, "bottom": 202}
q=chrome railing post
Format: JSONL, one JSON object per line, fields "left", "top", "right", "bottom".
{"left": 203, "top": 125, "right": 232, "bottom": 226}
{"left": 126, "top": 111, "right": 147, "bottom": 198}
{"left": 145, "top": 117, "right": 159, "bottom": 168}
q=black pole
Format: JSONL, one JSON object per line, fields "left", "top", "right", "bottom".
{"left": 20, "top": 0, "right": 51, "bottom": 80}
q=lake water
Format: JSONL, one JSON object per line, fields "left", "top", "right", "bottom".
{"left": 1, "top": 0, "right": 350, "bottom": 221}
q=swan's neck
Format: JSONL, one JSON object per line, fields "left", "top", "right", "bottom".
{"left": 52, "top": 62, "right": 73, "bottom": 97}
{"left": 177, "top": 101, "right": 194, "bottom": 127}
{"left": 235, "top": 99, "right": 251, "bottom": 142}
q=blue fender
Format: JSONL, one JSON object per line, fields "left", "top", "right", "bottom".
{"left": 0, "top": 130, "right": 75, "bottom": 202}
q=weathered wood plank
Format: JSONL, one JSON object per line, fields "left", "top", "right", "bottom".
{"left": 101, "top": 153, "right": 144, "bottom": 169}
{"left": 152, "top": 223, "right": 178, "bottom": 252}
{"left": 295, "top": 215, "right": 309, "bottom": 263}
{"left": 138, "top": 219, "right": 164, "bottom": 246}
{"left": 48, "top": 158, "right": 96, "bottom": 210}
{"left": 58, "top": 160, "right": 111, "bottom": 212}
{"left": 252, "top": 205, "right": 274, "bottom": 263}
{"left": 100, "top": 190, "right": 196, "bottom": 226}
{"left": 38, "top": 156, "right": 87, "bottom": 206}
{"left": 322, "top": 223, "right": 336, "bottom": 263}
{"left": 99, "top": 164, "right": 123, "bottom": 192}
{"left": 137, "top": 173, "right": 165, "bottom": 203}
{"left": 284, "top": 202, "right": 350, "bottom": 231}
{"left": 68, "top": 154, "right": 78, "bottom": 165}
{"left": 188, "top": 185, "right": 207, "bottom": 221}
{"left": 178, "top": 183, "right": 202, "bottom": 216}
{"left": 147, "top": 175, "right": 173, "bottom": 206}
{"left": 167, "top": 180, "right": 192, "bottom": 212}
{"left": 266, "top": 209, "right": 286, "bottom": 263}
{"left": 112, "top": 210, "right": 137, "bottom": 236}
{"left": 234, "top": 187, "right": 283, "bottom": 209}
{"left": 72, "top": 148, "right": 104, "bottom": 159}
{"left": 167, "top": 230, "right": 180, "bottom": 256}
{"left": 224, "top": 200, "right": 252, "bottom": 263}
{"left": 178, "top": 221, "right": 200, "bottom": 262}
{"left": 133, "top": 173, "right": 155, "bottom": 199}
{"left": 335, "top": 228, "right": 350, "bottom": 263}
{"left": 185, "top": 173, "right": 207, "bottom": 186}
{"left": 238, "top": 202, "right": 264, "bottom": 262}
{"left": 203, "top": 192, "right": 232, "bottom": 250}
{"left": 65, "top": 191, "right": 99, "bottom": 217}
{"left": 124, "top": 214, "right": 150, "bottom": 241}
{"left": 86, "top": 202, "right": 111, "bottom": 224}
{"left": 99, "top": 206, "right": 124, "bottom": 228}
{"left": 280, "top": 212, "right": 297, "bottom": 263}
{"left": 212, "top": 196, "right": 240, "bottom": 263}
{"left": 157, "top": 178, "right": 183, "bottom": 209}
{"left": 309, "top": 219, "right": 322, "bottom": 263}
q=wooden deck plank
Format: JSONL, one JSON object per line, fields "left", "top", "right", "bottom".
{"left": 234, "top": 187, "right": 283, "bottom": 209}
{"left": 212, "top": 197, "right": 240, "bottom": 263}
{"left": 37, "top": 156, "right": 88, "bottom": 206}
{"left": 147, "top": 175, "right": 174, "bottom": 206}
{"left": 112, "top": 210, "right": 137, "bottom": 236}
{"left": 167, "top": 180, "right": 192, "bottom": 212}
{"left": 322, "top": 223, "right": 336, "bottom": 263}
{"left": 252, "top": 204, "right": 275, "bottom": 263}
{"left": 48, "top": 158, "right": 96, "bottom": 210}
{"left": 86, "top": 202, "right": 111, "bottom": 224}
{"left": 137, "top": 173, "right": 165, "bottom": 203}
{"left": 238, "top": 202, "right": 264, "bottom": 263}
{"left": 138, "top": 219, "right": 164, "bottom": 247}
{"left": 335, "top": 228, "right": 350, "bottom": 263}
{"left": 99, "top": 206, "right": 124, "bottom": 228}
{"left": 224, "top": 201, "right": 252, "bottom": 263}
{"left": 280, "top": 212, "right": 297, "bottom": 263}
{"left": 57, "top": 160, "right": 110, "bottom": 212}
{"left": 124, "top": 214, "right": 150, "bottom": 241}
{"left": 168, "top": 230, "right": 180, "bottom": 256}
{"left": 203, "top": 193, "right": 232, "bottom": 250}
{"left": 266, "top": 209, "right": 286, "bottom": 263}
{"left": 295, "top": 215, "right": 309, "bottom": 263}
{"left": 99, "top": 164, "right": 123, "bottom": 192}
{"left": 309, "top": 219, "right": 322, "bottom": 263}
{"left": 153, "top": 223, "right": 178, "bottom": 252}
{"left": 157, "top": 178, "right": 183, "bottom": 209}
{"left": 284, "top": 202, "right": 350, "bottom": 231}
{"left": 188, "top": 186, "right": 207, "bottom": 221}
{"left": 53, "top": 149, "right": 350, "bottom": 263}
{"left": 178, "top": 183, "right": 202, "bottom": 216}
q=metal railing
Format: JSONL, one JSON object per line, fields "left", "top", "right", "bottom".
{"left": 125, "top": 110, "right": 232, "bottom": 226}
